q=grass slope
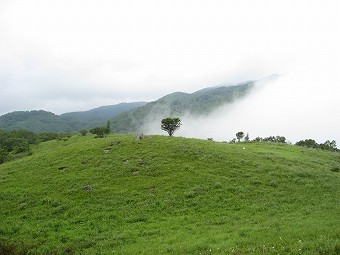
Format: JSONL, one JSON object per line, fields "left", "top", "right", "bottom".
{"left": 0, "top": 135, "right": 340, "bottom": 254}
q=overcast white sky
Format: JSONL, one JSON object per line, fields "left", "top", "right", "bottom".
{"left": 0, "top": 0, "right": 339, "bottom": 142}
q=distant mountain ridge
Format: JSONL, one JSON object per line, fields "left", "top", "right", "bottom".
{"left": 0, "top": 102, "right": 146, "bottom": 133}
{"left": 0, "top": 79, "right": 258, "bottom": 133}
{"left": 61, "top": 102, "right": 147, "bottom": 121}
{"left": 0, "top": 110, "right": 83, "bottom": 133}
{"left": 109, "top": 81, "right": 254, "bottom": 133}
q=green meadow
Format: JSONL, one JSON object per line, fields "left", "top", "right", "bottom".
{"left": 0, "top": 134, "right": 340, "bottom": 254}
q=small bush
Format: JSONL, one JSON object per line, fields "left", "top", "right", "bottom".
{"left": 0, "top": 241, "right": 16, "bottom": 255}
{"left": 213, "top": 182, "right": 222, "bottom": 189}
{"left": 251, "top": 179, "right": 262, "bottom": 186}
{"left": 184, "top": 190, "right": 196, "bottom": 199}
{"left": 269, "top": 180, "right": 278, "bottom": 188}
{"left": 79, "top": 129, "right": 88, "bottom": 136}
{"left": 331, "top": 166, "right": 340, "bottom": 173}
{"left": 334, "top": 243, "right": 340, "bottom": 254}
{"left": 0, "top": 240, "right": 29, "bottom": 255}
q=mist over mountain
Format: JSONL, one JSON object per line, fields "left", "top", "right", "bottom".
{"left": 165, "top": 74, "right": 339, "bottom": 145}
{"left": 0, "top": 81, "right": 255, "bottom": 133}
{"left": 143, "top": 75, "right": 276, "bottom": 139}
{"left": 0, "top": 102, "right": 147, "bottom": 133}
{"left": 61, "top": 102, "right": 147, "bottom": 121}
{"left": 110, "top": 81, "right": 254, "bottom": 133}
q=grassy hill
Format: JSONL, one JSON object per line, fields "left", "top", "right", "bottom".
{"left": 1, "top": 135, "right": 340, "bottom": 254}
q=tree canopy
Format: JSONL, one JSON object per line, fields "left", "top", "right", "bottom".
{"left": 161, "top": 118, "right": 181, "bottom": 136}
{"left": 236, "top": 131, "right": 244, "bottom": 142}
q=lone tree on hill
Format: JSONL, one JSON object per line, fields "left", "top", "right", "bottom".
{"left": 161, "top": 117, "right": 181, "bottom": 136}
{"left": 236, "top": 131, "right": 245, "bottom": 142}
{"left": 244, "top": 133, "right": 250, "bottom": 142}
{"left": 106, "top": 121, "right": 111, "bottom": 134}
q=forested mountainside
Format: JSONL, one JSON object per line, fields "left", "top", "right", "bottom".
{"left": 0, "top": 81, "right": 253, "bottom": 133}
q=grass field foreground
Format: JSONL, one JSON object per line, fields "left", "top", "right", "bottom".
{"left": 0, "top": 134, "right": 340, "bottom": 254}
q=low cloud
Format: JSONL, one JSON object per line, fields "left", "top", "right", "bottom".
{"left": 142, "top": 73, "right": 340, "bottom": 145}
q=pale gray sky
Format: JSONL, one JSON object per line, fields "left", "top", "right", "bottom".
{"left": 0, "top": 0, "right": 339, "bottom": 142}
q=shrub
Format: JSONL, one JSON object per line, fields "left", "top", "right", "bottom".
{"left": 331, "top": 166, "right": 340, "bottom": 173}
{"left": 79, "top": 129, "right": 88, "bottom": 136}
{"left": 90, "top": 127, "right": 109, "bottom": 138}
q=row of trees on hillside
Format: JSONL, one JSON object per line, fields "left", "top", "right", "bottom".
{"left": 295, "top": 139, "right": 338, "bottom": 151}
{"left": 79, "top": 118, "right": 182, "bottom": 138}
{"left": 230, "top": 132, "right": 287, "bottom": 144}
{"left": 2, "top": 116, "right": 336, "bottom": 166}
{"left": 158, "top": 119, "right": 338, "bottom": 152}
{"left": 80, "top": 117, "right": 339, "bottom": 154}
{"left": 230, "top": 131, "right": 338, "bottom": 152}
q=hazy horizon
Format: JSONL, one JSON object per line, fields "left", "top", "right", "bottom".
{"left": 142, "top": 75, "right": 340, "bottom": 145}
{"left": 0, "top": 0, "right": 339, "bottom": 144}
{"left": 0, "top": 76, "right": 264, "bottom": 116}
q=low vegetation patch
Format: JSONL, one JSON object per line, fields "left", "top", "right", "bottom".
{"left": 0, "top": 130, "right": 71, "bottom": 164}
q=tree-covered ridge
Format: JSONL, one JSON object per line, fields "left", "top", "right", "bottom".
{"left": 0, "top": 110, "right": 84, "bottom": 133}
{"left": 0, "top": 102, "right": 147, "bottom": 134}
{"left": 60, "top": 102, "right": 147, "bottom": 121}
{"left": 0, "top": 82, "right": 253, "bottom": 134}
{"left": 151, "top": 82, "right": 253, "bottom": 116}
{"left": 110, "top": 82, "right": 254, "bottom": 133}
